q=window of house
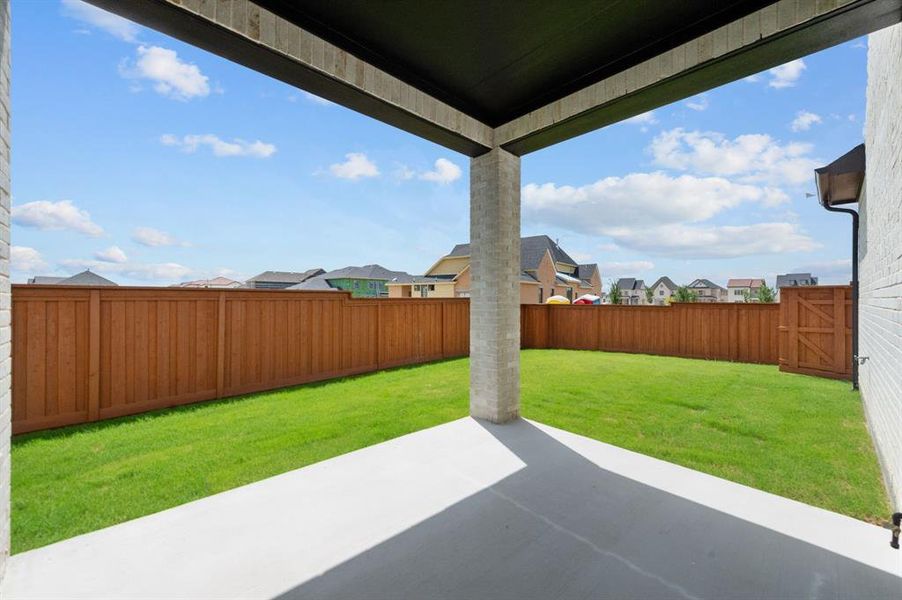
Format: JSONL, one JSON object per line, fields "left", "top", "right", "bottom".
{"left": 353, "top": 281, "right": 360, "bottom": 289}
{"left": 539, "top": 288, "right": 544, "bottom": 303}
{"left": 659, "top": 289, "right": 664, "bottom": 295}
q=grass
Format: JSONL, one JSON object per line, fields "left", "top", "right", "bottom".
{"left": 12, "top": 350, "right": 888, "bottom": 553}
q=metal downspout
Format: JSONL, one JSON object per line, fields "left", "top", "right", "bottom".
{"left": 820, "top": 203, "right": 859, "bottom": 390}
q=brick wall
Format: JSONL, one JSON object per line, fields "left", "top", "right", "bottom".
{"left": 861, "top": 23, "right": 902, "bottom": 511}
{"left": 0, "top": 0, "right": 10, "bottom": 581}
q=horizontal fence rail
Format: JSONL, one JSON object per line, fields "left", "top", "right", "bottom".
{"left": 12, "top": 286, "right": 808, "bottom": 434}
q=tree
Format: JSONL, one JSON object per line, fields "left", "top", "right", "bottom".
{"left": 607, "top": 280, "right": 622, "bottom": 305}
{"left": 757, "top": 282, "right": 777, "bottom": 303}
{"left": 741, "top": 289, "right": 752, "bottom": 303}
{"left": 644, "top": 286, "right": 654, "bottom": 304}
{"left": 672, "top": 285, "right": 698, "bottom": 303}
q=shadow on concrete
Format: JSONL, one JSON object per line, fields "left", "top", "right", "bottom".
{"left": 279, "top": 419, "right": 898, "bottom": 599}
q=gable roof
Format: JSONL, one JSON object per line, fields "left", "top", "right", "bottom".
{"left": 776, "top": 273, "right": 819, "bottom": 288}
{"left": 27, "top": 276, "right": 66, "bottom": 285}
{"left": 176, "top": 276, "right": 242, "bottom": 288}
{"left": 651, "top": 276, "right": 678, "bottom": 291}
{"left": 688, "top": 278, "right": 724, "bottom": 291}
{"left": 246, "top": 269, "right": 325, "bottom": 284}
{"left": 616, "top": 278, "right": 645, "bottom": 291}
{"left": 446, "top": 235, "right": 578, "bottom": 271}
{"left": 576, "top": 264, "right": 599, "bottom": 281}
{"left": 291, "top": 265, "right": 415, "bottom": 290}
{"left": 59, "top": 270, "right": 118, "bottom": 286}
{"left": 727, "top": 278, "right": 765, "bottom": 288}
{"left": 322, "top": 264, "right": 414, "bottom": 282}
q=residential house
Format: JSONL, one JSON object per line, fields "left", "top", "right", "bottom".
{"left": 775, "top": 272, "right": 819, "bottom": 301}
{"left": 727, "top": 278, "right": 765, "bottom": 302}
{"left": 174, "top": 276, "right": 242, "bottom": 288}
{"left": 290, "top": 265, "right": 414, "bottom": 297}
{"left": 245, "top": 269, "right": 325, "bottom": 289}
{"left": 649, "top": 276, "right": 678, "bottom": 305}
{"left": 687, "top": 278, "right": 727, "bottom": 302}
{"left": 27, "top": 270, "right": 118, "bottom": 286}
{"left": 387, "top": 235, "right": 601, "bottom": 303}
{"left": 616, "top": 278, "right": 646, "bottom": 305}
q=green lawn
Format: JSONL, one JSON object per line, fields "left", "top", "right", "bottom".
{"left": 12, "top": 350, "right": 888, "bottom": 553}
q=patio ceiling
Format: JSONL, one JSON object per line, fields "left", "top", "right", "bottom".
{"left": 253, "top": 0, "right": 777, "bottom": 126}
{"left": 88, "top": 0, "right": 902, "bottom": 156}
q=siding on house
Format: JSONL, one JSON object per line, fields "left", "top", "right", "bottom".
{"left": 861, "top": 23, "right": 902, "bottom": 510}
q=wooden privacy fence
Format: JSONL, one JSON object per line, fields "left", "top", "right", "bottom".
{"left": 778, "top": 286, "right": 852, "bottom": 380}
{"left": 11, "top": 286, "right": 468, "bottom": 434}
{"left": 13, "top": 285, "right": 849, "bottom": 434}
{"left": 522, "top": 302, "right": 780, "bottom": 364}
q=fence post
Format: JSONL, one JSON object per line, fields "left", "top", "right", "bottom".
{"left": 787, "top": 290, "right": 799, "bottom": 370}
{"left": 376, "top": 301, "right": 382, "bottom": 369}
{"left": 216, "top": 292, "right": 226, "bottom": 399}
{"left": 87, "top": 290, "right": 100, "bottom": 422}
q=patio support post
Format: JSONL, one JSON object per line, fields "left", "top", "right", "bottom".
{"left": 469, "top": 147, "right": 520, "bottom": 423}
{"left": 0, "top": 0, "right": 10, "bottom": 582}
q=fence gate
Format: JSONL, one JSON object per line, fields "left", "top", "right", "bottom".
{"left": 779, "top": 286, "right": 852, "bottom": 380}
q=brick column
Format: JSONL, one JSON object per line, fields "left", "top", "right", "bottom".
{"left": 0, "top": 0, "right": 10, "bottom": 582}
{"left": 469, "top": 147, "right": 520, "bottom": 423}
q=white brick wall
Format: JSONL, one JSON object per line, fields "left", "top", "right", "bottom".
{"left": 0, "top": 0, "right": 10, "bottom": 581}
{"left": 469, "top": 147, "right": 520, "bottom": 423}
{"left": 861, "top": 23, "right": 902, "bottom": 511}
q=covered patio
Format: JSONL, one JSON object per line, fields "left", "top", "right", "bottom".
{"left": 4, "top": 418, "right": 899, "bottom": 599}
{"left": 1, "top": 0, "right": 902, "bottom": 596}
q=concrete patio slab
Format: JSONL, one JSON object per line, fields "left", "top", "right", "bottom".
{"left": 3, "top": 417, "right": 900, "bottom": 599}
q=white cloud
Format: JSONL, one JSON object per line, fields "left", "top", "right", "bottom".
{"left": 132, "top": 227, "right": 188, "bottom": 247}
{"left": 767, "top": 59, "right": 806, "bottom": 89}
{"left": 62, "top": 258, "right": 193, "bottom": 283}
{"left": 11, "top": 246, "right": 48, "bottom": 272}
{"left": 121, "top": 45, "right": 210, "bottom": 101}
{"left": 61, "top": 0, "right": 140, "bottom": 42}
{"left": 303, "top": 91, "right": 333, "bottom": 106}
{"left": 606, "top": 222, "right": 818, "bottom": 258}
{"left": 523, "top": 172, "right": 786, "bottom": 235}
{"left": 649, "top": 128, "right": 819, "bottom": 186}
{"left": 393, "top": 163, "right": 416, "bottom": 181}
{"left": 790, "top": 111, "right": 822, "bottom": 132}
{"left": 600, "top": 260, "right": 655, "bottom": 277}
{"left": 94, "top": 245, "right": 128, "bottom": 263}
{"left": 419, "top": 158, "right": 462, "bottom": 184}
{"left": 12, "top": 200, "right": 104, "bottom": 237}
{"left": 160, "top": 133, "right": 276, "bottom": 158}
{"left": 329, "top": 153, "right": 380, "bottom": 180}
{"left": 685, "top": 95, "right": 709, "bottom": 111}
{"left": 623, "top": 111, "right": 658, "bottom": 131}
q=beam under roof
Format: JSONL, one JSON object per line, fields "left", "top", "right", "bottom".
{"left": 88, "top": 1, "right": 901, "bottom": 157}
{"left": 88, "top": 0, "right": 494, "bottom": 156}
{"left": 497, "top": 0, "right": 902, "bottom": 155}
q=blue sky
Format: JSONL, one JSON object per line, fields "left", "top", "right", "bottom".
{"left": 10, "top": 1, "right": 866, "bottom": 287}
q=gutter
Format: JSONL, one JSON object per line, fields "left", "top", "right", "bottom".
{"left": 814, "top": 143, "right": 865, "bottom": 390}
